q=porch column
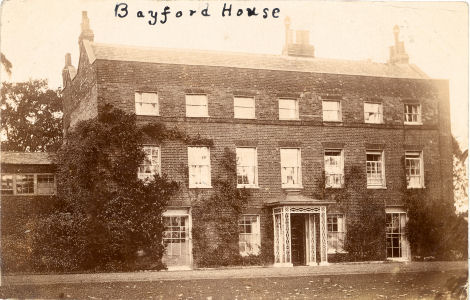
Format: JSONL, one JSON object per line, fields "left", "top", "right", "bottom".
{"left": 273, "top": 207, "right": 292, "bottom": 267}
{"left": 319, "top": 206, "right": 329, "bottom": 265}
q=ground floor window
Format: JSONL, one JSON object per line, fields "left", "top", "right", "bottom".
{"left": 327, "top": 214, "right": 345, "bottom": 253}
{"left": 238, "top": 215, "right": 261, "bottom": 256}
{"left": 162, "top": 214, "right": 191, "bottom": 267}
{"left": 386, "top": 209, "right": 409, "bottom": 259}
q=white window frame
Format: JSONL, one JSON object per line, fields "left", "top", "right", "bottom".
{"left": 405, "top": 151, "right": 424, "bottom": 189}
{"left": 278, "top": 98, "right": 299, "bottom": 120}
{"left": 234, "top": 97, "right": 256, "bottom": 119}
{"left": 236, "top": 147, "right": 258, "bottom": 188}
{"left": 366, "top": 150, "right": 386, "bottom": 188}
{"left": 186, "top": 94, "right": 209, "bottom": 117}
{"left": 322, "top": 100, "right": 342, "bottom": 122}
{"left": 280, "top": 148, "right": 302, "bottom": 189}
{"left": 364, "top": 102, "right": 383, "bottom": 124}
{"left": 238, "top": 215, "right": 261, "bottom": 256}
{"left": 404, "top": 104, "right": 422, "bottom": 125}
{"left": 188, "top": 146, "right": 211, "bottom": 188}
{"left": 324, "top": 149, "right": 344, "bottom": 188}
{"left": 386, "top": 208, "right": 410, "bottom": 261}
{"left": 327, "top": 214, "right": 346, "bottom": 254}
{"left": 138, "top": 146, "right": 161, "bottom": 180}
{"left": 1, "top": 173, "right": 56, "bottom": 196}
{"left": 1, "top": 174, "right": 14, "bottom": 195}
{"left": 135, "top": 92, "right": 159, "bottom": 116}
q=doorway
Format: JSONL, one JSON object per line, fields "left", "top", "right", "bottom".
{"left": 291, "top": 214, "right": 306, "bottom": 265}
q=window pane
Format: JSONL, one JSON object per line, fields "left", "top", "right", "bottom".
{"left": 186, "top": 95, "right": 208, "bottom": 117}
{"left": 138, "top": 146, "right": 160, "bottom": 180}
{"left": 1, "top": 174, "right": 13, "bottom": 194}
{"left": 37, "top": 174, "right": 55, "bottom": 195}
{"left": 135, "top": 92, "right": 159, "bottom": 115}
{"left": 279, "top": 99, "right": 298, "bottom": 120}
{"left": 238, "top": 215, "right": 260, "bottom": 256}
{"left": 281, "top": 149, "right": 301, "bottom": 186}
{"left": 234, "top": 106, "right": 255, "bottom": 119}
{"left": 323, "top": 100, "right": 341, "bottom": 121}
{"left": 16, "top": 174, "right": 34, "bottom": 194}
{"left": 234, "top": 97, "right": 255, "bottom": 108}
{"left": 188, "top": 147, "right": 211, "bottom": 187}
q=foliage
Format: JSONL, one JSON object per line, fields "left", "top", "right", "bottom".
{"left": 1, "top": 52, "right": 12, "bottom": 75}
{"left": 30, "top": 105, "right": 179, "bottom": 272}
{"left": 192, "top": 147, "right": 254, "bottom": 267}
{"left": 1, "top": 80, "right": 63, "bottom": 151}
{"left": 452, "top": 135, "right": 468, "bottom": 214}
{"left": 404, "top": 189, "right": 468, "bottom": 260}
{"left": 322, "top": 165, "right": 386, "bottom": 261}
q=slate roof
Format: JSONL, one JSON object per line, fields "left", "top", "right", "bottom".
{"left": 0, "top": 152, "right": 56, "bottom": 165}
{"left": 84, "top": 40, "right": 429, "bottom": 79}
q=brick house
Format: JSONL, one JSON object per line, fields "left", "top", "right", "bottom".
{"left": 58, "top": 12, "right": 453, "bottom": 269}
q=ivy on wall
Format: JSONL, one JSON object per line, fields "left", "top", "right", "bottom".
{"left": 30, "top": 105, "right": 180, "bottom": 272}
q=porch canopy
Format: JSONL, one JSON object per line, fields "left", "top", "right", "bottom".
{"left": 266, "top": 192, "right": 334, "bottom": 267}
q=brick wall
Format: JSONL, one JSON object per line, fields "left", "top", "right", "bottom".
{"left": 62, "top": 56, "right": 452, "bottom": 264}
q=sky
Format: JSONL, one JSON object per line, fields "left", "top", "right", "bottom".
{"left": 0, "top": 0, "right": 468, "bottom": 148}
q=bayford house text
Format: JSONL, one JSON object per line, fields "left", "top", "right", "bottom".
{"left": 114, "top": 3, "right": 281, "bottom": 25}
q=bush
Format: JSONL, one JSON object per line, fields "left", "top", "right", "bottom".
{"left": 30, "top": 105, "right": 179, "bottom": 272}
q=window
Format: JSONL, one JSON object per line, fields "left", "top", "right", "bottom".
{"left": 16, "top": 174, "right": 34, "bottom": 194}
{"left": 163, "top": 216, "right": 189, "bottom": 257}
{"left": 37, "top": 174, "right": 55, "bottom": 195}
{"left": 404, "top": 104, "right": 422, "bottom": 124}
{"left": 386, "top": 210, "right": 409, "bottom": 260}
{"left": 188, "top": 147, "right": 211, "bottom": 188}
{"left": 322, "top": 100, "right": 341, "bottom": 122}
{"left": 138, "top": 146, "right": 161, "bottom": 180}
{"left": 327, "top": 214, "right": 346, "bottom": 253}
{"left": 1, "top": 174, "right": 13, "bottom": 195}
{"left": 364, "top": 102, "right": 383, "bottom": 124}
{"left": 280, "top": 148, "right": 302, "bottom": 188}
{"left": 236, "top": 148, "right": 258, "bottom": 187}
{"left": 238, "top": 215, "right": 260, "bottom": 256}
{"left": 279, "top": 99, "right": 299, "bottom": 120}
{"left": 406, "top": 151, "right": 424, "bottom": 188}
{"left": 324, "top": 150, "right": 344, "bottom": 188}
{"left": 366, "top": 151, "right": 385, "bottom": 188}
{"left": 234, "top": 97, "right": 255, "bottom": 119}
{"left": 186, "top": 94, "right": 208, "bottom": 117}
{"left": 135, "top": 92, "right": 159, "bottom": 116}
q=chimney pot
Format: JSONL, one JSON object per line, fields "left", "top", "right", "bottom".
{"left": 65, "top": 53, "right": 72, "bottom": 66}
{"left": 79, "top": 10, "right": 94, "bottom": 44}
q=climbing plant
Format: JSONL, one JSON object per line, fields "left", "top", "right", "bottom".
{"left": 191, "top": 147, "right": 253, "bottom": 267}
{"left": 30, "top": 105, "right": 180, "bottom": 272}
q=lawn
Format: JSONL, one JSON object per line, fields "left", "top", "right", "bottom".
{"left": 0, "top": 270, "right": 467, "bottom": 299}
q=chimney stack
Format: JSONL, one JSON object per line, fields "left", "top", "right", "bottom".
{"left": 388, "top": 25, "right": 409, "bottom": 64}
{"left": 78, "top": 11, "right": 94, "bottom": 44}
{"left": 282, "top": 17, "right": 315, "bottom": 58}
{"left": 62, "top": 53, "right": 77, "bottom": 88}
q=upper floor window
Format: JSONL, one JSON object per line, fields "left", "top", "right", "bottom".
{"left": 366, "top": 151, "right": 386, "bottom": 188}
{"left": 1, "top": 173, "right": 55, "bottom": 195}
{"left": 234, "top": 97, "right": 255, "bottom": 119}
{"left": 279, "top": 99, "right": 299, "bottom": 120}
{"left": 238, "top": 215, "right": 261, "bottom": 256}
{"left": 186, "top": 94, "right": 208, "bottom": 117}
{"left": 135, "top": 92, "right": 159, "bottom": 116}
{"left": 405, "top": 151, "right": 424, "bottom": 188}
{"left": 364, "top": 102, "right": 383, "bottom": 124}
{"left": 188, "top": 147, "right": 211, "bottom": 188}
{"left": 236, "top": 147, "right": 258, "bottom": 188}
{"left": 322, "top": 100, "right": 342, "bottom": 122}
{"left": 280, "top": 148, "right": 302, "bottom": 188}
{"left": 404, "top": 104, "right": 422, "bottom": 124}
{"left": 327, "top": 214, "right": 346, "bottom": 254}
{"left": 138, "top": 146, "right": 161, "bottom": 180}
{"left": 324, "top": 149, "right": 344, "bottom": 188}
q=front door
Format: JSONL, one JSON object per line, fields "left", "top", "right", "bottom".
{"left": 291, "top": 214, "right": 306, "bottom": 265}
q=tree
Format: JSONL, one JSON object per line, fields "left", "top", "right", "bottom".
{"left": 1, "top": 79, "right": 62, "bottom": 152}
{"left": 452, "top": 135, "right": 468, "bottom": 214}
{"left": 31, "top": 105, "right": 180, "bottom": 272}
{"left": 1, "top": 53, "right": 12, "bottom": 75}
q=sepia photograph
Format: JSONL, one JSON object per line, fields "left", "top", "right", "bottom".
{"left": 0, "top": 0, "right": 468, "bottom": 298}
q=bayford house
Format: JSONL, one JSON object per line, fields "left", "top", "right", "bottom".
{"left": 2, "top": 12, "right": 452, "bottom": 270}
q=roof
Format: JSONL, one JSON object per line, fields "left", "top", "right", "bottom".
{"left": 1, "top": 152, "right": 56, "bottom": 165}
{"left": 84, "top": 40, "right": 429, "bottom": 79}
